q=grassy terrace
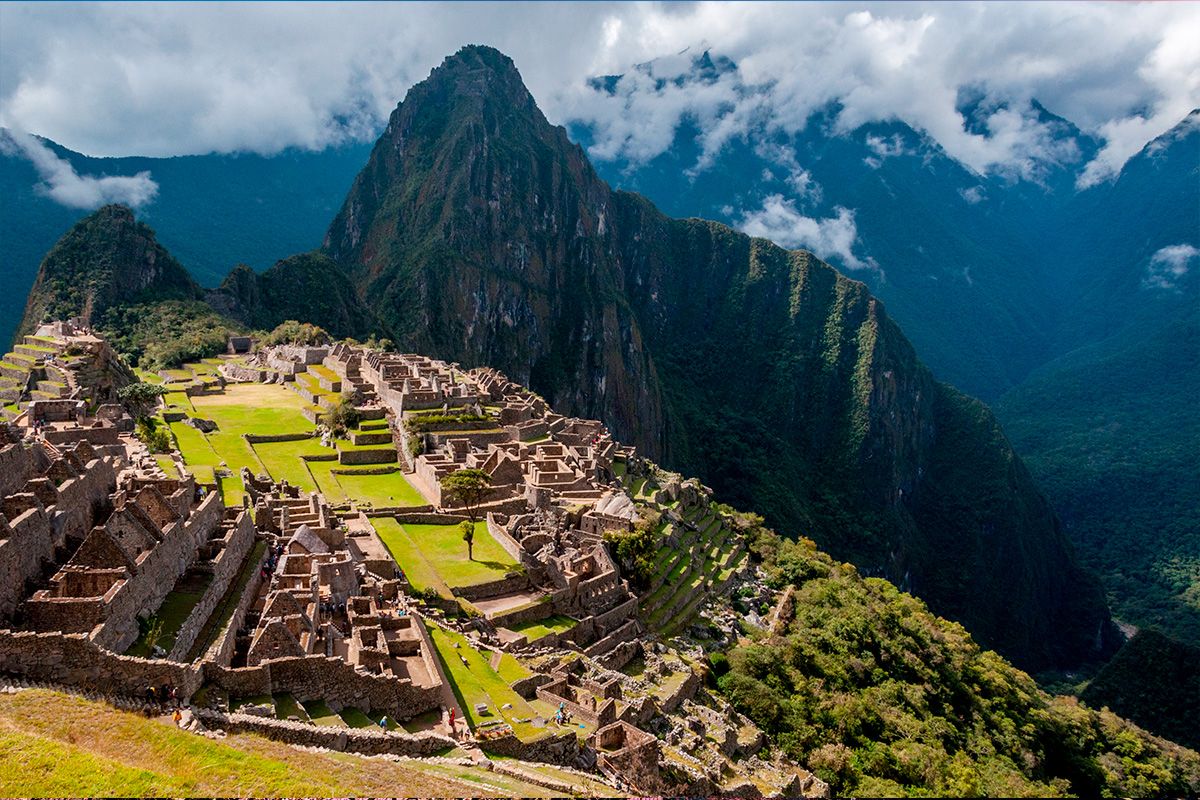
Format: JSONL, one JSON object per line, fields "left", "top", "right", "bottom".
{"left": 373, "top": 519, "right": 519, "bottom": 594}
{"left": 508, "top": 615, "right": 577, "bottom": 642}
{"left": 425, "top": 623, "right": 548, "bottom": 741}
{"left": 0, "top": 689, "right": 555, "bottom": 797}
{"left": 187, "top": 540, "right": 267, "bottom": 661}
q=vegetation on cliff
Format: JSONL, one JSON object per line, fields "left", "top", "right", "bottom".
{"left": 717, "top": 520, "right": 1200, "bottom": 797}
{"left": 1080, "top": 629, "right": 1200, "bottom": 752}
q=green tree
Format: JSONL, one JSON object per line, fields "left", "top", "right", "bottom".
{"left": 460, "top": 520, "right": 476, "bottom": 561}
{"left": 440, "top": 467, "right": 491, "bottom": 524}
{"left": 117, "top": 381, "right": 167, "bottom": 419}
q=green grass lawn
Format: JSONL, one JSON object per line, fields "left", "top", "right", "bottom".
{"left": 332, "top": 470, "right": 426, "bottom": 507}
{"left": 301, "top": 699, "right": 345, "bottom": 727}
{"left": 307, "top": 460, "right": 348, "bottom": 503}
{"left": 273, "top": 694, "right": 309, "bottom": 722}
{"left": 425, "top": 623, "right": 546, "bottom": 742}
{"left": 508, "top": 615, "right": 577, "bottom": 642}
{"left": 399, "top": 521, "right": 519, "bottom": 589}
{"left": 371, "top": 518, "right": 451, "bottom": 598}
{"left": 251, "top": 437, "right": 332, "bottom": 493}
{"left": 339, "top": 707, "right": 375, "bottom": 728}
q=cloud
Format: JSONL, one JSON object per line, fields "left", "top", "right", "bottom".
{"left": 0, "top": 128, "right": 157, "bottom": 209}
{"left": 958, "top": 186, "right": 985, "bottom": 205}
{"left": 1144, "top": 243, "right": 1198, "bottom": 290}
{"left": 0, "top": 1, "right": 1195, "bottom": 187}
{"left": 738, "top": 194, "right": 874, "bottom": 271}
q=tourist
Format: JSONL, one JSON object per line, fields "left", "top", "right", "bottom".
{"left": 378, "top": 715, "right": 388, "bottom": 730}
{"left": 173, "top": 707, "right": 182, "bottom": 726}
{"left": 169, "top": 686, "right": 178, "bottom": 707}
{"left": 448, "top": 707, "right": 455, "bottom": 736}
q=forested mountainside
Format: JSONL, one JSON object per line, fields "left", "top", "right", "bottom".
{"left": 1080, "top": 629, "right": 1200, "bottom": 753}
{"left": 0, "top": 129, "right": 370, "bottom": 347}
{"left": 16, "top": 208, "right": 376, "bottom": 369}
{"left": 718, "top": 519, "right": 1200, "bottom": 797}
{"left": 322, "top": 45, "right": 1115, "bottom": 670}
{"left": 572, "top": 55, "right": 1200, "bottom": 649}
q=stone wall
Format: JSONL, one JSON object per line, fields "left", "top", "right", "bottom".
{"left": 93, "top": 492, "right": 225, "bottom": 653}
{"left": 194, "top": 708, "right": 454, "bottom": 756}
{"left": 207, "top": 544, "right": 269, "bottom": 665}
{"left": 168, "top": 515, "right": 257, "bottom": 662}
{"left": 338, "top": 448, "right": 397, "bottom": 466}
{"left": 244, "top": 432, "right": 315, "bottom": 444}
{"left": 0, "top": 443, "right": 39, "bottom": 497}
{"left": 453, "top": 572, "right": 531, "bottom": 601}
{"left": 478, "top": 729, "right": 580, "bottom": 765}
{"left": 0, "top": 629, "right": 201, "bottom": 697}
{"left": 203, "top": 653, "right": 441, "bottom": 720}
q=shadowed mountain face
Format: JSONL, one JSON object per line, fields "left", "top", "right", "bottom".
{"left": 324, "top": 45, "right": 1116, "bottom": 670}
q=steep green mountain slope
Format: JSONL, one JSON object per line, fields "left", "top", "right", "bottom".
{"left": 0, "top": 129, "right": 371, "bottom": 346}
{"left": 207, "top": 253, "right": 383, "bottom": 339}
{"left": 997, "top": 311, "right": 1200, "bottom": 642}
{"left": 996, "top": 118, "right": 1200, "bottom": 644}
{"left": 1080, "top": 630, "right": 1200, "bottom": 752}
{"left": 324, "top": 45, "right": 1115, "bottom": 670}
{"left": 719, "top": 522, "right": 1200, "bottom": 797}
{"left": 17, "top": 204, "right": 202, "bottom": 329}
{"left": 18, "top": 207, "right": 374, "bottom": 367}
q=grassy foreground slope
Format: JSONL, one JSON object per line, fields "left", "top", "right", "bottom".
{"left": 0, "top": 689, "right": 551, "bottom": 797}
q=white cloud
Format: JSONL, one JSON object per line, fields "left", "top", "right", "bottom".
{"left": 959, "top": 186, "right": 985, "bottom": 205}
{"left": 0, "top": 128, "right": 157, "bottom": 209}
{"left": 0, "top": 1, "right": 1195, "bottom": 187}
{"left": 1144, "top": 243, "right": 1198, "bottom": 290}
{"left": 738, "top": 194, "right": 874, "bottom": 271}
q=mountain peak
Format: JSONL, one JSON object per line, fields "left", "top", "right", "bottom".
{"left": 18, "top": 204, "right": 199, "bottom": 334}
{"left": 406, "top": 44, "right": 538, "bottom": 116}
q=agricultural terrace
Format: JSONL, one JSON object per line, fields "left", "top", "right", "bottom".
{"left": 371, "top": 519, "right": 520, "bottom": 597}
{"left": 161, "top": 369, "right": 424, "bottom": 510}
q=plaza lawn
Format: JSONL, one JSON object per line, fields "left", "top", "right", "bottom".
{"left": 331, "top": 469, "right": 426, "bottom": 508}
{"left": 509, "top": 615, "right": 577, "bottom": 643}
{"left": 377, "top": 520, "right": 519, "bottom": 591}
{"left": 425, "top": 622, "right": 546, "bottom": 742}
{"left": 251, "top": 437, "right": 333, "bottom": 494}
{"left": 370, "top": 518, "right": 450, "bottom": 598}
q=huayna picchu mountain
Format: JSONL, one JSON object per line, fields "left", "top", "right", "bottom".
{"left": 323, "top": 46, "right": 1116, "bottom": 670}
{"left": 18, "top": 204, "right": 203, "bottom": 335}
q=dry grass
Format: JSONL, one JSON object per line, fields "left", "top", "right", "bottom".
{"left": 0, "top": 689, "right": 554, "bottom": 797}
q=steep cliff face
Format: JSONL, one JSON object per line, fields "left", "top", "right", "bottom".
{"left": 326, "top": 45, "right": 665, "bottom": 454}
{"left": 19, "top": 204, "right": 201, "bottom": 334}
{"left": 325, "top": 46, "right": 1114, "bottom": 669}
